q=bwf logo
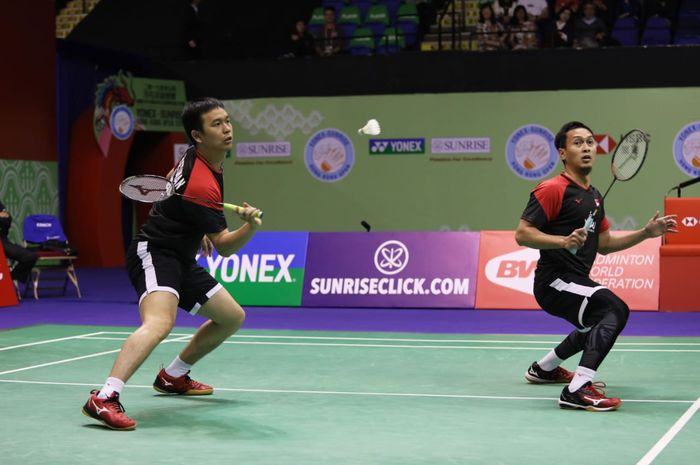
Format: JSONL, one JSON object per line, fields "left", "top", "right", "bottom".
{"left": 374, "top": 240, "right": 409, "bottom": 275}
{"left": 484, "top": 248, "right": 539, "bottom": 295}
{"left": 682, "top": 216, "right": 699, "bottom": 227}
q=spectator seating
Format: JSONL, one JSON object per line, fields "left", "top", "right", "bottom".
{"left": 365, "top": 3, "right": 391, "bottom": 37}
{"left": 339, "top": 5, "right": 362, "bottom": 44}
{"left": 350, "top": 0, "right": 373, "bottom": 19}
{"left": 349, "top": 27, "right": 376, "bottom": 55}
{"left": 308, "top": 7, "right": 325, "bottom": 35}
{"left": 641, "top": 15, "right": 672, "bottom": 45}
{"left": 397, "top": 3, "right": 420, "bottom": 46}
{"left": 610, "top": 15, "right": 639, "bottom": 46}
{"left": 376, "top": 27, "right": 407, "bottom": 53}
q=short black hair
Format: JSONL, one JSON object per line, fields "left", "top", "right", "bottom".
{"left": 554, "top": 121, "right": 594, "bottom": 150}
{"left": 181, "top": 97, "right": 225, "bottom": 145}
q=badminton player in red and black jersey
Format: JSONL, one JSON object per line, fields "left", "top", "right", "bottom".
{"left": 515, "top": 121, "right": 677, "bottom": 411}
{"left": 83, "top": 98, "right": 262, "bottom": 430}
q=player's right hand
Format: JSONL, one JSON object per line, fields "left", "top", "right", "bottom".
{"left": 563, "top": 227, "right": 588, "bottom": 249}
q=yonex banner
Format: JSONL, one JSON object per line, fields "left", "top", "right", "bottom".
{"left": 196, "top": 232, "right": 308, "bottom": 306}
{"left": 302, "top": 232, "right": 480, "bottom": 308}
{"left": 475, "top": 231, "right": 660, "bottom": 311}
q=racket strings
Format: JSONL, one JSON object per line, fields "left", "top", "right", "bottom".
{"left": 612, "top": 131, "right": 647, "bottom": 181}
{"left": 120, "top": 176, "right": 173, "bottom": 202}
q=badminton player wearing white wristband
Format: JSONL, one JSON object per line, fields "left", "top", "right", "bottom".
{"left": 515, "top": 121, "right": 677, "bottom": 412}
{"left": 82, "top": 97, "right": 261, "bottom": 430}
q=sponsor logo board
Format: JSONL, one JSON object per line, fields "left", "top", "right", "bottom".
{"left": 197, "top": 232, "right": 308, "bottom": 306}
{"left": 302, "top": 232, "right": 479, "bottom": 308}
{"left": 475, "top": 231, "right": 660, "bottom": 311}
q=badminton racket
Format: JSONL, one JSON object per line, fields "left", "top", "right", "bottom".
{"left": 119, "top": 174, "right": 263, "bottom": 226}
{"left": 569, "top": 129, "right": 649, "bottom": 254}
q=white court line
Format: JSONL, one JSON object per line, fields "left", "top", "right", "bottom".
{"left": 636, "top": 397, "right": 700, "bottom": 465}
{"left": 0, "top": 335, "right": 189, "bottom": 376}
{"left": 96, "top": 331, "right": 700, "bottom": 346}
{"left": 0, "top": 349, "right": 122, "bottom": 376}
{"left": 0, "top": 378, "right": 694, "bottom": 404}
{"left": 74, "top": 336, "right": 700, "bottom": 353}
{"left": 0, "top": 331, "right": 106, "bottom": 352}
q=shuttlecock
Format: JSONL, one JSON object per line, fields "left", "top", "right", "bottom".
{"left": 358, "top": 119, "right": 381, "bottom": 136}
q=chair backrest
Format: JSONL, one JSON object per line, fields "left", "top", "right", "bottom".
{"left": 366, "top": 4, "right": 390, "bottom": 25}
{"left": 339, "top": 5, "right": 362, "bottom": 25}
{"left": 349, "top": 27, "right": 375, "bottom": 55}
{"left": 611, "top": 16, "right": 639, "bottom": 45}
{"left": 23, "top": 214, "right": 67, "bottom": 244}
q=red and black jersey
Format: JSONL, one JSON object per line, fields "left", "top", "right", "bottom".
{"left": 136, "top": 147, "right": 227, "bottom": 259}
{"left": 521, "top": 172, "right": 610, "bottom": 280}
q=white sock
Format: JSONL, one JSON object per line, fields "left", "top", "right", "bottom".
{"left": 97, "top": 377, "right": 125, "bottom": 399}
{"left": 165, "top": 356, "right": 192, "bottom": 378}
{"left": 537, "top": 350, "right": 563, "bottom": 371}
{"left": 568, "top": 366, "right": 596, "bottom": 392}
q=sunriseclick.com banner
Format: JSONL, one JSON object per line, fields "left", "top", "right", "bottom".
{"left": 196, "top": 232, "right": 308, "bottom": 306}
{"left": 302, "top": 232, "right": 480, "bottom": 308}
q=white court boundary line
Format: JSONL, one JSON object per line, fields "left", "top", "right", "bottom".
{"left": 77, "top": 335, "right": 700, "bottom": 353}
{"left": 91, "top": 331, "right": 700, "bottom": 346}
{"left": 0, "top": 378, "right": 694, "bottom": 405}
{"left": 636, "top": 397, "right": 700, "bottom": 465}
{"left": 0, "top": 333, "right": 191, "bottom": 376}
{"left": 0, "top": 331, "right": 106, "bottom": 352}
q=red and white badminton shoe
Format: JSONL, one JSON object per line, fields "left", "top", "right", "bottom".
{"left": 153, "top": 368, "right": 213, "bottom": 395}
{"left": 559, "top": 382, "right": 622, "bottom": 411}
{"left": 82, "top": 390, "right": 136, "bottom": 430}
{"left": 525, "top": 362, "right": 574, "bottom": 384}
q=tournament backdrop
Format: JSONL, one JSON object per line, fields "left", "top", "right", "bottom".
{"left": 220, "top": 88, "right": 700, "bottom": 233}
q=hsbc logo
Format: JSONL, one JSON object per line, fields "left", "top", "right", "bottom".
{"left": 682, "top": 216, "right": 698, "bottom": 227}
{"left": 374, "top": 240, "right": 409, "bottom": 275}
{"left": 484, "top": 248, "right": 539, "bottom": 295}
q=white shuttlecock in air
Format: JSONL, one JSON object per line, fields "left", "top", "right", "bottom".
{"left": 358, "top": 119, "right": 381, "bottom": 136}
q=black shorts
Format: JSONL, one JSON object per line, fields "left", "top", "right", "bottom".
{"left": 533, "top": 272, "right": 624, "bottom": 332}
{"left": 126, "top": 240, "right": 223, "bottom": 314}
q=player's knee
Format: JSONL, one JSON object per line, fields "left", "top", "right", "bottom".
{"left": 612, "top": 299, "right": 630, "bottom": 328}
{"left": 142, "top": 317, "right": 175, "bottom": 341}
{"left": 217, "top": 304, "right": 245, "bottom": 333}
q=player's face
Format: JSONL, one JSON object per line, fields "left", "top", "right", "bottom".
{"left": 561, "top": 128, "right": 596, "bottom": 175}
{"left": 197, "top": 107, "right": 233, "bottom": 152}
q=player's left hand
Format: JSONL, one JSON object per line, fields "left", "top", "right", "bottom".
{"left": 239, "top": 202, "right": 262, "bottom": 228}
{"left": 644, "top": 211, "right": 678, "bottom": 237}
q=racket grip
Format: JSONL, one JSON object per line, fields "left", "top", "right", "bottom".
{"left": 567, "top": 216, "right": 594, "bottom": 255}
{"left": 223, "top": 203, "right": 264, "bottom": 226}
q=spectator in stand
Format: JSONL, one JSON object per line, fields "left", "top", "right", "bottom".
{"left": 0, "top": 200, "right": 38, "bottom": 287}
{"left": 545, "top": 7, "right": 575, "bottom": 47}
{"left": 315, "top": 6, "right": 342, "bottom": 57}
{"left": 492, "top": 0, "right": 517, "bottom": 25}
{"left": 476, "top": 3, "right": 507, "bottom": 50}
{"left": 574, "top": 2, "right": 607, "bottom": 48}
{"left": 554, "top": 0, "right": 581, "bottom": 14}
{"left": 519, "top": 0, "right": 550, "bottom": 20}
{"left": 289, "top": 20, "right": 316, "bottom": 57}
{"left": 646, "top": 0, "right": 676, "bottom": 19}
{"left": 616, "top": 0, "right": 642, "bottom": 18}
{"left": 591, "top": 0, "right": 613, "bottom": 27}
{"left": 535, "top": 6, "right": 552, "bottom": 47}
{"left": 184, "top": 0, "right": 202, "bottom": 59}
{"left": 508, "top": 5, "right": 538, "bottom": 49}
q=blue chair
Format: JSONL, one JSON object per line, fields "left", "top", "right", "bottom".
{"left": 610, "top": 15, "right": 639, "bottom": 46}
{"left": 349, "top": 0, "right": 373, "bottom": 19}
{"left": 349, "top": 27, "right": 375, "bottom": 55}
{"left": 22, "top": 214, "right": 81, "bottom": 299}
{"left": 641, "top": 16, "right": 671, "bottom": 45}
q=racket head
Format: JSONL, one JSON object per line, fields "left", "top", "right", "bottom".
{"left": 610, "top": 129, "right": 649, "bottom": 182}
{"left": 119, "top": 175, "right": 175, "bottom": 203}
